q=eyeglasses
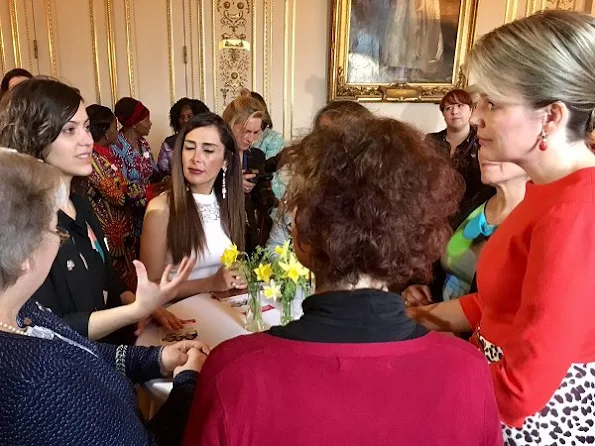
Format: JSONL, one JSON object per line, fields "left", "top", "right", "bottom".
{"left": 48, "top": 226, "right": 70, "bottom": 245}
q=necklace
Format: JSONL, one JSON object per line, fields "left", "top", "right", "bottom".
{"left": 0, "top": 321, "right": 28, "bottom": 336}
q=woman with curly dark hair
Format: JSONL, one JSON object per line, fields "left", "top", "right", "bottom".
{"left": 158, "top": 97, "right": 210, "bottom": 176}
{"left": 183, "top": 116, "right": 503, "bottom": 445}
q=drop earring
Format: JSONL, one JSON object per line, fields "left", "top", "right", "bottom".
{"left": 539, "top": 128, "right": 548, "bottom": 151}
{"left": 222, "top": 166, "right": 227, "bottom": 199}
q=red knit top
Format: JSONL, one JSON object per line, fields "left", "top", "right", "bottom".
{"left": 183, "top": 331, "right": 502, "bottom": 445}
{"left": 460, "top": 167, "right": 595, "bottom": 427}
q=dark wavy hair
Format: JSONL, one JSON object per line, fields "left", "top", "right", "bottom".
{"left": 168, "top": 112, "right": 245, "bottom": 263}
{"left": 169, "top": 97, "right": 210, "bottom": 133}
{"left": 0, "top": 77, "right": 82, "bottom": 159}
{"left": 86, "top": 104, "right": 116, "bottom": 143}
{"left": 281, "top": 115, "right": 463, "bottom": 290}
{"left": 0, "top": 68, "right": 33, "bottom": 99}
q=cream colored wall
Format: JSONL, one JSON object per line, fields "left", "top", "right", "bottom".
{"left": 291, "top": 0, "right": 595, "bottom": 136}
{"left": 290, "top": 0, "right": 511, "bottom": 136}
{"left": 1, "top": 0, "right": 593, "bottom": 149}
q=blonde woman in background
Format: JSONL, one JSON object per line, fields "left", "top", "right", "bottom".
{"left": 223, "top": 92, "right": 276, "bottom": 253}
{"left": 410, "top": 10, "right": 595, "bottom": 443}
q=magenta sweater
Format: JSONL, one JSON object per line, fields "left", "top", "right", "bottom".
{"left": 184, "top": 331, "right": 502, "bottom": 445}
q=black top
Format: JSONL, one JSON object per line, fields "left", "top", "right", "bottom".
{"left": 426, "top": 126, "right": 493, "bottom": 210}
{"left": 243, "top": 148, "right": 276, "bottom": 253}
{"left": 269, "top": 289, "right": 428, "bottom": 343}
{"left": 32, "top": 193, "right": 132, "bottom": 343}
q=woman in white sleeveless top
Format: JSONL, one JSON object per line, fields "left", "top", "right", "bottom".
{"left": 140, "top": 113, "right": 246, "bottom": 329}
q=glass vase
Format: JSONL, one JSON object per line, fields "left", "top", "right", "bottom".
{"left": 245, "top": 282, "right": 267, "bottom": 333}
{"left": 280, "top": 298, "right": 294, "bottom": 326}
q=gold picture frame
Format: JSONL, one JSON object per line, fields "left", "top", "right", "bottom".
{"left": 329, "top": 0, "right": 479, "bottom": 103}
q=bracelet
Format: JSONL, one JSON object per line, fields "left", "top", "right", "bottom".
{"left": 115, "top": 345, "right": 128, "bottom": 377}
{"left": 157, "top": 346, "right": 170, "bottom": 377}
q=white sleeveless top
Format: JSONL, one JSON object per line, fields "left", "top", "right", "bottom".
{"left": 167, "top": 191, "right": 231, "bottom": 280}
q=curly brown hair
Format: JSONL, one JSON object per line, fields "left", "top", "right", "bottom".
{"left": 0, "top": 77, "right": 82, "bottom": 159}
{"left": 281, "top": 116, "right": 463, "bottom": 290}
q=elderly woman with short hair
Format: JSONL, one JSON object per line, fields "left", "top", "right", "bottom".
{"left": 0, "top": 149, "right": 208, "bottom": 445}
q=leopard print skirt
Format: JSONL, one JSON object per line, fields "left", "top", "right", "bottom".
{"left": 477, "top": 330, "right": 595, "bottom": 445}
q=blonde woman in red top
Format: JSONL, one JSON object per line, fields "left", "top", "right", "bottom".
{"left": 410, "top": 10, "right": 595, "bottom": 443}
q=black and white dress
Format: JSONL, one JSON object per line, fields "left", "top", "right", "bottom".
{"left": 478, "top": 330, "right": 595, "bottom": 445}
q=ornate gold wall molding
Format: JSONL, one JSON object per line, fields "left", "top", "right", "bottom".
{"left": 0, "top": 12, "right": 5, "bottom": 73}
{"left": 251, "top": 0, "right": 256, "bottom": 91}
{"left": 89, "top": 0, "right": 101, "bottom": 103}
{"left": 547, "top": 0, "right": 576, "bottom": 8}
{"left": 105, "top": 0, "right": 118, "bottom": 106}
{"left": 263, "top": 0, "right": 271, "bottom": 108}
{"left": 188, "top": 0, "right": 196, "bottom": 98}
{"left": 9, "top": 0, "right": 22, "bottom": 67}
{"left": 45, "top": 0, "right": 57, "bottom": 77}
{"left": 283, "top": 0, "right": 296, "bottom": 138}
{"left": 213, "top": 0, "right": 253, "bottom": 111}
{"left": 166, "top": 0, "right": 175, "bottom": 103}
{"left": 124, "top": 0, "right": 136, "bottom": 97}
{"left": 505, "top": 0, "right": 519, "bottom": 22}
{"left": 198, "top": 0, "right": 206, "bottom": 101}
{"left": 525, "top": 0, "right": 547, "bottom": 14}
{"left": 23, "top": 0, "right": 33, "bottom": 71}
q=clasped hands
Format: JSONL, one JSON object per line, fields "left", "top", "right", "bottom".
{"left": 160, "top": 339, "right": 210, "bottom": 377}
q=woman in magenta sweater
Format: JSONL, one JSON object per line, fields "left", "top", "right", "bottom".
{"left": 410, "top": 10, "right": 595, "bottom": 443}
{"left": 183, "top": 115, "right": 502, "bottom": 445}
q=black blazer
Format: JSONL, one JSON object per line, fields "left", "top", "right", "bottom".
{"left": 429, "top": 186, "right": 497, "bottom": 301}
{"left": 244, "top": 149, "right": 277, "bottom": 253}
{"left": 31, "top": 193, "right": 131, "bottom": 343}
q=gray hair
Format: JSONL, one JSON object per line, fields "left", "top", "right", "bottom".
{"left": 467, "top": 10, "right": 595, "bottom": 142}
{"left": 0, "top": 149, "right": 62, "bottom": 290}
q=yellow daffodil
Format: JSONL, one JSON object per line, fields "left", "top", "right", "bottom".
{"left": 221, "top": 244, "right": 240, "bottom": 269}
{"left": 263, "top": 280, "right": 282, "bottom": 301}
{"left": 279, "top": 255, "right": 309, "bottom": 283}
{"left": 274, "top": 240, "right": 291, "bottom": 260}
{"left": 254, "top": 263, "right": 273, "bottom": 283}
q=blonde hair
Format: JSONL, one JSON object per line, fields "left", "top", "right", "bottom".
{"left": 467, "top": 10, "right": 595, "bottom": 142}
{"left": 222, "top": 91, "right": 266, "bottom": 130}
{"left": 0, "top": 149, "right": 62, "bottom": 290}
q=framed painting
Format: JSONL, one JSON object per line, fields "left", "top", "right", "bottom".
{"left": 328, "top": 0, "right": 479, "bottom": 102}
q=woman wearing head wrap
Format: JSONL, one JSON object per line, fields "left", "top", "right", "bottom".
{"left": 112, "top": 97, "right": 163, "bottom": 254}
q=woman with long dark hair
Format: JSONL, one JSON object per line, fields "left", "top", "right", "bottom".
{"left": 141, "top": 112, "right": 245, "bottom": 318}
{"left": 0, "top": 78, "right": 190, "bottom": 343}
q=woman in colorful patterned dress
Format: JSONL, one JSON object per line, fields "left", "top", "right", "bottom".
{"left": 86, "top": 104, "right": 142, "bottom": 291}
{"left": 409, "top": 10, "right": 595, "bottom": 444}
{"left": 112, "top": 97, "right": 163, "bottom": 255}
